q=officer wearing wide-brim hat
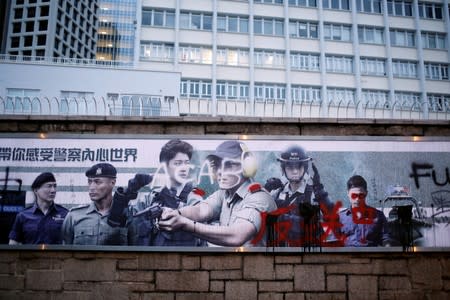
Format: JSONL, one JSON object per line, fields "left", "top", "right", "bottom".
{"left": 61, "top": 163, "right": 131, "bottom": 245}
{"left": 159, "top": 140, "right": 277, "bottom": 247}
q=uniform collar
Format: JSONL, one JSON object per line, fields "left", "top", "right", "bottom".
{"left": 226, "top": 180, "right": 251, "bottom": 206}
{"left": 86, "top": 201, "right": 101, "bottom": 214}
{"left": 32, "top": 201, "right": 56, "bottom": 214}
{"left": 283, "top": 172, "right": 310, "bottom": 194}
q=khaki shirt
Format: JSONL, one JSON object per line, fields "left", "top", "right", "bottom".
{"left": 205, "top": 180, "right": 277, "bottom": 246}
{"left": 61, "top": 202, "right": 129, "bottom": 245}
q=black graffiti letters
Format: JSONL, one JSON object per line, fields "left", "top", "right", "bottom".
{"left": 410, "top": 163, "right": 450, "bottom": 188}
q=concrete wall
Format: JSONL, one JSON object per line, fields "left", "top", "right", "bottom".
{"left": 0, "top": 115, "right": 449, "bottom": 299}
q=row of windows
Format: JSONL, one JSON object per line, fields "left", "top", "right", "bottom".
{"left": 141, "top": 1, "right": 446, "bottom": 20}
{"left": 180, "top": 79, "right": 442, "bottom": 110}
{"left": 141, "top": 42, "right": 449, "bottom": 79}
{"left": 141, "top": 9, "right": 447, "bottom": 49}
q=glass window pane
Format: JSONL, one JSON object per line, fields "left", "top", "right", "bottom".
{"left": 229, "top": 17, "right": 238, "bottom": 32}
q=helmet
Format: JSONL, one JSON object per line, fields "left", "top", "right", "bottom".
{"left": 277, "top": 145, "right": 311, "bottom": 164}
{"left": 277, "top": 145, "right": 311, "bottom": 178}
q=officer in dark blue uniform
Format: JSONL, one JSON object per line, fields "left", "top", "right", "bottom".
{"left": 264, "top": 145, "right": 333, "bottom": 247}
{"left": 9, "top": 172, "right": 68, "bottom": 245}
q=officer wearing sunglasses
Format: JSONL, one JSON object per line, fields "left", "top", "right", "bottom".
{"left": 338, "top": 175, "right": 391, "bottom": 247}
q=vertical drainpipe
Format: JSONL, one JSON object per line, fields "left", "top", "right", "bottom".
{"left": 249, "top": 0, "right": 255, "bottom": 117}
{"left": 318, "top": 0, "right": 328, "bottom": 117}
{"left": 212, "top": 0, "right": 217, "bottom": 117}
{"left": 351, "top": 0, "right": 362, "bottom": 118}
{"left": 174, "top": 0, "right": 180, "bottom": 71}
{"left": 382, "top": 0, "right": 395, "bottom": 119}
{"left": 284, "top": 1, "right": 291, "bottom": 118}
{"left": 445, "top": 0, "right": 450, "bottom": 63}
{"left": 413, "top": 0, "right": 428, "bottom": 119}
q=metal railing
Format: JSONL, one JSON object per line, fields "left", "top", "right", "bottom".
{"left": 0, "top": 54, "right": 134, "bottom": 68}
{"left": 1, "top": 95, "right": 449, "bottom": 120}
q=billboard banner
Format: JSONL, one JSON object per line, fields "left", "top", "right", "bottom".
{"left": 0, "top": 134, "right": 449, "bottom": 251}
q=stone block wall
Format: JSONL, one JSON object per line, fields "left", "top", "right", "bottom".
{"left": 0, "top": 251, "right": 449, "bottom": 299}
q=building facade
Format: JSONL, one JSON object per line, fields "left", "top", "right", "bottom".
{"left": 3, "top": 0, "right": 99, "bottom": 59}
{"left": 137, "top": 0, "right": 450, "bottom": 119}
{"left": 96, "top": 0, "right": 137, "bottom": 65}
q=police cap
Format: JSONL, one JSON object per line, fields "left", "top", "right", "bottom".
{"left": 207, "top": 140, "right": 244, "bottom": 161}
{"left": 85, "top": 163, "right": 117, "bottom": 178}
{"left": 31, "top": 172, "right": 56, "bottom": 189}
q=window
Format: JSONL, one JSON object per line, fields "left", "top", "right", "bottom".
{"left": 358, "top": 26, "right": 384, "bottom": 44}
{"left": 289, "top": 20, "right": 318, "bottom": 39}
{"left": 217, "top": 15, "right": 249, "bottom": 33}
{"left": 324, "top": 23, "right": 352, "bottom": 42}
{"left": 387, "top": 1, "right": 413, "bottom": 17}
{"left": 327, "top": 88, "right": 355, "bottom": 106}
{"left": 216, "top": 48, "right": 249, "bottom": 66}
{"left": 180, "top": 80, "right": 212, "bottom": 98}
{"left": 254, "top": 83, "right": 286, "bottom": 102}
{"left": 179, "top": 45, "right": 212, "bottom": 64}
{"left": 356, "top": 0, "right": 382, "bottom": 13}
{"left": 39, "top": 20, "right": 48, "bottom": 31}
{"left": 418, "top": 2, "right": 443, "bottom": 19}
{"left": 254, "top": 50, "right": 285, "bottom": 68}
{"left": 180, "top": 11, "right": 213, "bottom": 31}
{"left": 322, "top": 0, "right": 350, "bottom": 10}
{"left": 360, "top": 57, "right": 386, "bottom": 76}
{"left": 291, "top": 85, "right": 321, "bottom": 104}
{"left": 425, "top": 63, "right": 449, "bottom": 80}
{"left": 288, "top": 0, "right": 317, "bottom": 7}
{"left": 12, "top": 23, "right": 21, "bottom": 33}
{"left": 14, "top": 8, "right": 23, "bottom": 19}
{"left": 394, "top": 92, "right": 421, "bottom": 110}
{"left": 25, "top": 21, "right": 34, "bottom": 32}
{"left": 255, "top": 0, "right": 284, "bottom": 4}
{"left": 140, "top": 42, "right": 174, "bottom": 62}
{"left": 37, "top": 35, "right": 46, "bottom": 46}
{"left": 290, "top": 52, "right": 320, "bottom": 71}
{"left": 254, "top": 18, "right": 284, "bottom": 36}
{"left": 428, "top": 94, "right": 450, "bottom": 112}
{"left": 421, "top": 32, "right": 446, "bottom": 49}
{"left": 325, "top": 55, "right": 353, "bottom": 73}
{"left": 390, "top": 29, "right": 415, "bottom": 47}
{"left": 40, "top": 5, "right": 49, "bottom": 17}
{"left": 216, "top": 82, "right": 249, "bottom": 100}
{"left": 361, "top": 90, "right": 389, "bottom": 108}
{"left": 27, "top": 7, "right": 36, "bottom": 18}
{"left": 392, "top": 60, "right": 418, "bottom": 78}
{"left": 24, "top": 36, "right": 33, "bottom": 47}
{"left": 142, "top": 9, "right": 175, "bottom": 28}
{"left": 10, "top": 37, "right": 20, "bottom": 48}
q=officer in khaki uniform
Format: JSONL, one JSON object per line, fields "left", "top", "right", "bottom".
{"left": 159, "top": 140, "right": 277, "bottom": 247}
{"left": 62, "top": 163, "right": 131, "bottom": 245}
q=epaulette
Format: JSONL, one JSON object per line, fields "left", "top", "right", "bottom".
{"left": 248, "top": 183, "right": 262, "bottom": 193}
{"left": 192, "top": 187, "right": 205, "bottom": 197}
{"left": 69, "top": 204, "right": 89, "bottom": 211}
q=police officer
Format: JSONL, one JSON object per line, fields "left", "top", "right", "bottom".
{"left": 9, "top": 172, "right": 68, "bottom": 245}
{"left": 130, "top": 139, "right": 205, "bottom": 246}
{"left": 265, "top": 145, "right": 333, "bottom": 247}
{"left": 158, "top": 140, "right": 277, "bottom": 247}
{"left": 62, "top": 163, "right": 133, "bottom": 245}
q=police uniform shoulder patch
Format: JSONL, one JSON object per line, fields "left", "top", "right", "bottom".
{"left": 248, "top": 183, "right": 262, "bottom": 193}
{"left": 69, "top": 204, "right": 89, "bottom": 212}
{"left": 192, "top": 187, "right": 206, "bottom": 197}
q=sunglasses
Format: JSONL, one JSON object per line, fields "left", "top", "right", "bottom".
{"left": 350, "top": 193, "right": 366, "bottom": 200}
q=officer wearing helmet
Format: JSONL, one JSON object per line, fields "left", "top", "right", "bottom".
{"left": 264, "top": 145, "right": 333, "bottom": 247}
{"left": 158, "top": 140, "right": 277, "bottom": 247}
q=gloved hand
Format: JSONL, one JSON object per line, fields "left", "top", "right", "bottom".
{"left": 311, "top": 163, "right": 321, "bottom": 187}
{"left": 127, "top": 174, "right": 153, "bottom": 194}
{"left": 264, "top": 177, "right": 283, "bottom": 192}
